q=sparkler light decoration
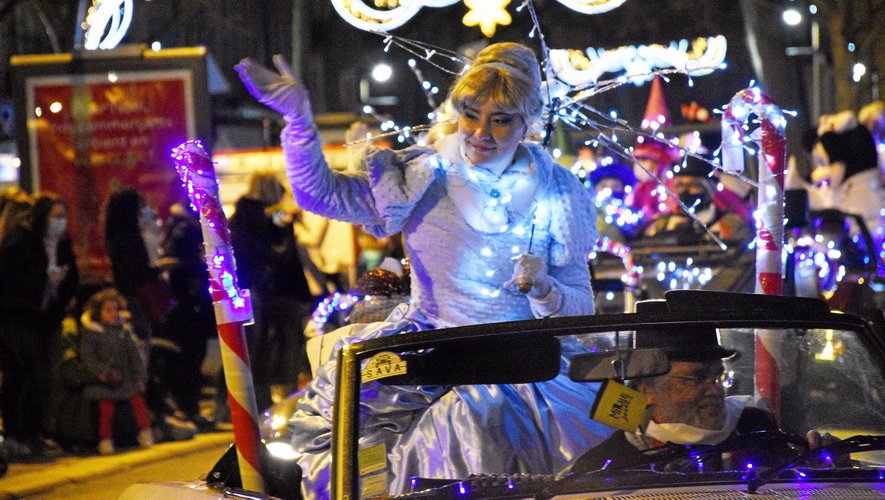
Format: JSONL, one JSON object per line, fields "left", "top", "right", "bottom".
{"left": 82, "top": 0, "right": 134, "bottom": 50}
{"left": 170, "top": 140, "right": 264, "bottom": 493}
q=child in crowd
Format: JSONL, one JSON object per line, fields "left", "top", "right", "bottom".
{"left": 79, "top": 288, "right": 153, "bottom": 454}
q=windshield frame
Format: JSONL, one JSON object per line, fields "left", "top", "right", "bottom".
{"left": 330, "top": 291, "right": 880, "bottom": 498}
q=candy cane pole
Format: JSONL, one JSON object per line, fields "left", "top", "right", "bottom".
{"left": 722, "top": 88, "right": 787, "bottom": 422}
{"left": 171, "top": 140, "right": 264, "bottom": 493}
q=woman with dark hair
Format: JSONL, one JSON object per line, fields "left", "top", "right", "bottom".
{"left": 103, "top": 187, "right": 167, "bottom": 353}
{"left": 0, "top": 192, "right": 79, "bottom": 459}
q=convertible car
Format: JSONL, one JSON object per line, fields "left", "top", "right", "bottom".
{"left": 123, "top": 290, "right": 885, "bottom": 499}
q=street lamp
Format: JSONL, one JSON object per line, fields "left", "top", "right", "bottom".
{"left": 782, "top": 8, "right": 803, "bottom": 26}
{"left": 360, "top": 62, "right": 398, "bottom": 106}
{"left": 784, "top": 3, "right": 822, "bottom": 120}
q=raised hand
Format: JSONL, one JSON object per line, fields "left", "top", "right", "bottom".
{"left": 235, "top": 54, "right": 312, "bottom": 119}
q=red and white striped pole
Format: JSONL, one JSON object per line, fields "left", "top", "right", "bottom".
{"left": 171, "top": 140, "right": 264, "bottom": 493}
{"left": 722, "top": 88, "right": 787, "bottom": 422}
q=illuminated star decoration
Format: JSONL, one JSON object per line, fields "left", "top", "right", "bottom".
{"left": 331, "top": 0, "right": 628, "bottom": 37}
{"left": 462, "top": 0, "right": 512, "bottom": 38}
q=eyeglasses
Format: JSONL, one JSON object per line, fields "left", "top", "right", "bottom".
{"left": 670, "top": 371, "right": 734, "bottom": 389}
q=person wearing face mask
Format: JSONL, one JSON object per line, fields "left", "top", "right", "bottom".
{"left": 571, "top": 321, "right": 842, "bottom": 474}
{"left": 0, "top": 192, "right": 79, "bottom": 459}
{"left": 640, "top": 155, "right": 752, "bottom": 245}
{"left": 236, "top": 42, "right": 605, "bottom": 496}
{"left": 570, "top": 325, "right": 778, "bottom": 473}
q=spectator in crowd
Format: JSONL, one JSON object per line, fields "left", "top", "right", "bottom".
{"left": 263, "top": 197, "right": 314, "bottom": 396}
{"left": 0, "top": 192, "right": 79, "bottom": 459}
{"left": 103, "top": 187, "right": 170, "bottom": 356}
{"left": 78, "top": 288, "right": 153, "bottom": 455}
{"left": 154, "top": 198, "right": 216, "bottom": 429}
{"left": 0, "top": 188, "right": 32, "bottom": 246}
{"left": 229, "top": 172, "right": 288, "bottom": 410}
{"left": 640, "top": 155, "right": 752, "bottom": 245}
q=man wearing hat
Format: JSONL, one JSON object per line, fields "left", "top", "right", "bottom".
{"left": 640, "top": 155, "right": 752, "bottom": 244}
{"left": 570, "top": 325, "right": 777, "bottom": 472}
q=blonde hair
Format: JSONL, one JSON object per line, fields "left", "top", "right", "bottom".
{"left": 449, "top": 42, "right": 543, "bottom": 126}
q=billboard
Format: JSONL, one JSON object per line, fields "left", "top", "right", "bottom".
{"left": 11, "top": 47, "right": 211, "bottom": 280}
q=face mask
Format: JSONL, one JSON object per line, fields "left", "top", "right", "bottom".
{"left": 140, "top": 206, "right": 155, "bottom": 224}
{"left": 678, "top": 192, "right": 712, "bottom": 212}
{"left": 644, "top": 396, "right": 750, "bottom": 445}
{"left": 47, "top": 217, "right": 67, "bottom": 239}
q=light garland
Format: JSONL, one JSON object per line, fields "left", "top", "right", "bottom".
{"left": 83, "top": 0, "right": 134, "bottom": 50}
{"left": 332, "top": 0, "right": 626, "bottom": 38}
{"left": 549, "top": 36, "right": 728, "bottom": 88}
{"left": 312, "top": 291, "right": 361, "bottom": 330}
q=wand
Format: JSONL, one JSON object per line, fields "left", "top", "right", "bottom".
{"left": 518, "top": 223, "right": 536, "bottom": 294}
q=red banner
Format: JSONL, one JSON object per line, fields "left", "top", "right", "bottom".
{"left": 26, "top": 70, "right": 195, "bottom": 280}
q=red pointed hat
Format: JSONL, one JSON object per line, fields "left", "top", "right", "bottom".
{"left": 641, "top": 75, "right": 671, "bottom": 131}
{"left": 634, "top": 74, "right": 680, "bottom": 166}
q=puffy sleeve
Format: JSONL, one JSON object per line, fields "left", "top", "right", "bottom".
{"left": 281, "top": 120, "right": 438, "bottom": 237}
{"left": 532, "top": 149, "right": 597, "bottom": 317}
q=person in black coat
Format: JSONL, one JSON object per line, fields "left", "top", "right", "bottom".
{"left": 228, "top": 172, "right": 287, "bottom": 411}
{"left": 0, "top": 192, "right": 79, "bottom": 458}
{"left": 155, "top": 199, "right": 215, "bottom": 425}
{"left": 103, "top": 187, "right": 167, "bottom": 349}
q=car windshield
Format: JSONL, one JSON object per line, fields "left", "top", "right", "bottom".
{"left": 346, "top": 323, "right": 885, "bottom": 497}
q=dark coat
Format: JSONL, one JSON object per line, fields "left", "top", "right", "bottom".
{"left": 570, "top": 407, "right": 778, "bottom": 473}
{"left": 229, "top": 197, "right": 278, "bottom": 291}
{"left": 0, "top": 222, "right": 78, "bottom": 328}
{"left": 79, "top": 313, "right": 147, "bottom": 401}
{"left": 162, "top": 212, "right": 211, "bottom": 307}
{"left": 106, "top": 229, "right": 157, "bottom": 298}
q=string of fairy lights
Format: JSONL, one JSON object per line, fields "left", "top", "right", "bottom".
{"left": 312, "top": 0, "right": 881, "bottom": 319}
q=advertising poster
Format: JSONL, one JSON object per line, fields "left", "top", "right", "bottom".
{"left": 13, "top": 50, "right": 209, "bottom": 281}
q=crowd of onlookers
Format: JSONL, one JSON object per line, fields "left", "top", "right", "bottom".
{"left": 0, "top": 171, "right": 334, "bottom": 463}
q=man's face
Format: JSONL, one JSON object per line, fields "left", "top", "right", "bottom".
{"left": 640, "top": 359, "right": 727, "bottom": 430}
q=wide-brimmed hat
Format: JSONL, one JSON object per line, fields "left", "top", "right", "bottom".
{"left": 633, "top": 301, "right": 735, "bottom": 361}
{"left": 634, "top": 325, "right": 736, "bottom": 361}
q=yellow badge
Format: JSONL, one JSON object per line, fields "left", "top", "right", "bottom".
{"left": 360, "top": 472, "right": 387, "bottom": 497}
{"left": 590, "top": 379, "right": 650, "bottom": 432}
{"left": 361, "top": 352, "right": 408, "bottom": 383}
{"left": 358, "top": 443, "right": 386, "bottom": 476}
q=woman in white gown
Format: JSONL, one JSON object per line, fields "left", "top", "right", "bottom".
{"left": 236, "top": 42, "right": 610, "bottom": 498}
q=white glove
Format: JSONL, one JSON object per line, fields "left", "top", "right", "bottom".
{"left": 505, "top": 253, "right": 552, "bottom": 298}
{"left": 235, "top": 55, "right": 312, "bottom": 120}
